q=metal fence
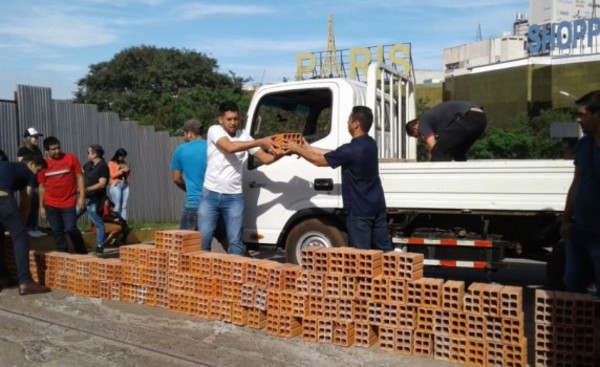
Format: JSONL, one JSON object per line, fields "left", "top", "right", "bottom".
{"left": 0, "top": 85, "right": 185, "bottom": 223}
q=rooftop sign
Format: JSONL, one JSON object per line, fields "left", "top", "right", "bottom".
{"left": 296, "top": 43, "right": 411, "bottom": 81}
{"left": 528, "top": 18, "right": 600, "bottom": 54}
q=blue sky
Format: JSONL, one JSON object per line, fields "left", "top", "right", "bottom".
{"left": 0, "top": 0, "right": 529, "bottom": 100}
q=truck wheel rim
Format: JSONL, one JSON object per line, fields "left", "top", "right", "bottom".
{"left": 296, "top": 231, "right": 332, "bottom": 260}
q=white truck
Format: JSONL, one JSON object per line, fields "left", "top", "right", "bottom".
{"left": 241, "top": 63, "right": 573, "bottom": 280}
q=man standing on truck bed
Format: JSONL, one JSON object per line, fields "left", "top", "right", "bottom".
{"left": 198, "top": 101, "right": 280, "bottom": 256}
{"left": 283, "top": 105, "right": 392, "bottom": 252}
{"left": 561, "top": 90, "right": 600, "bottom": 298}
{"left": 405, "top": 101, "right": 487, "bottom": 161}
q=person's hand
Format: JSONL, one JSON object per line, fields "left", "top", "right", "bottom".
{"left": 39, "top": 207, "right": 46, "bottom": 220}
{"left": 261, "top": 136, "right": 279, "bottom": 155}
{"left": 120, "top": 164, "right": 130, "bottom": 173}
{"left": 281, "top": 140, "right": 301, "bottom": 155}
{"left": 77, "top": 197, "right": 85, "bottom": 211}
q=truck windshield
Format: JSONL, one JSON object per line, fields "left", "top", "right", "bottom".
{"left": 250, "top": 88, "right": 333, "bottom": 144}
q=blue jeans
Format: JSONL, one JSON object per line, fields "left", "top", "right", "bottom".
{"left": 0, "top": 195, "right": 33, "bottom": 284}
{"left": 198, "top": 190, "right": 244, "bottom": 255}
{"left": 564, "top": 224, "right": 600, "bottom": 298}
{"left": 86, "top": 199, "right": 105, "bottom": 249}
{"left": 109, "top": 182, "right": 129, "bottom": 220}
{"left": 346, "top": 212, "right": 392, "bottom": 251}
{"left": 180, "top": 207, "right": 198, "bottom": 230}
{"left": 45, "top": 205, "right": 87, "bottom": 254}
{"left": 26, "top": 189, "right": 39, "bottom": 230}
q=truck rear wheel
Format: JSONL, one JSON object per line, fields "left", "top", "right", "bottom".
{"left": 285, "top": 218, "right": 346, "bottom": 264}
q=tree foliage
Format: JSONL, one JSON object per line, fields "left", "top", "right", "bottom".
{"left": 470, "top": 109, "right": 569, "bottom": 159}
{"left": 75, "top": 45, "right": 252, "bottom": 133}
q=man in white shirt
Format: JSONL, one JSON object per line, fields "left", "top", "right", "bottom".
{"left": 199, "top": 101, "right": 280, "bottom": 255}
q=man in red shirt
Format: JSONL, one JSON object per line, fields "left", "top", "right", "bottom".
{"left": 38, "top": 137, "right": 88, "bottom": 254}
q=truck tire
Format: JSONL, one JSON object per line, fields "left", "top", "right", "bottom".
{"left": 285, "top": 218, "right": 346, "bottom": 264}
{"left": 546, "top": 239, "right": 566, "bottom": 290}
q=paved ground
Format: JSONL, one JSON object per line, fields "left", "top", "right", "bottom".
{"left": 0, "top": 241, "right": 597, "bottom": 367}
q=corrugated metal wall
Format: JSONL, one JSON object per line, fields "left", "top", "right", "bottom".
{"left": 1, "top": 85, "right": 186, "bottom": 223}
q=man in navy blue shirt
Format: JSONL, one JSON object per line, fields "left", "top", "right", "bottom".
{"left": 0, "top": 153, "right": 51, "bottom": 295}
{"left": 561, "top": 90, "right": 600, "bottom": 298}
{"left": 283, "top": 106, "right": 392, "bottom": 251}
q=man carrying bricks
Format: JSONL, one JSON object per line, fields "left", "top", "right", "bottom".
{"left": 561, "top": 90, "right": 600, "bottom": 298}
{"left": 198, "top": 101, "right": 281, "bottom": 256}
{"left": 283, "top": 105, "right": 392, "bottom": 252}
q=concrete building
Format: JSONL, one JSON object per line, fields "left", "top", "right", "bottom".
{"left": 429, "top": 0, "right": 600, "bottom": 129}
{"left": 530, "top": 0, "right": 597, "bottom": 24}
{"left": 444, "top": 0, "right": 599, "bottom": 77}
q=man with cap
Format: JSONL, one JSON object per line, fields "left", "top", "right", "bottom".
{"left": 170, "top": 119, "right": 208, "bottom": 230}
{"left": 17, "top": 127, "right": 46, "bottom": 238}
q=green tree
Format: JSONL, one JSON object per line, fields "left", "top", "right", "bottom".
{"left": 471, "top": 109, "right": 569, "bottom": 159}
{"left": 75, "top": 45, "right": 251, "bottom": 132}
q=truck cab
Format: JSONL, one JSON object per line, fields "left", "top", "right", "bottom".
{"left": 242, "top": 63, "right": 415, "bottom": 263}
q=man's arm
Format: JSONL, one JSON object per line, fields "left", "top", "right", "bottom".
{"left": 560, "top": 166, "right": 581, "bottom": 239}
{"left": 252, "top": 149, "right": 283, "bottom": 165}
{"left": 424, "top": 136, "right": 436, "bottom": 161}
{"left": 38, "top": 183, "right": 46, "bottom": 219}
{"left": 19, "top": 186, "right": 33, "bottom": 221}
{"left": 283, "top": 141, "right": 330, "bottom": 167}
{"left": 86, "top": 177, "right": 108, "bottom": 194}
{"left": 76, "top": 173, "right": 85, "bottom": 210}
{"left": 216, "top": 136, "right": 277, "bottom": 155}
{"left": 171, "top": 170, "right": 186, "bottom": 191}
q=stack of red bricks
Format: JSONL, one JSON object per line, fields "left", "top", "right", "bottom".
{"left": 20, "top": 230, "right": 598, "bottom": 367}
{"left": 299, "top": 248, "right": 529, "bottom": 367}
{"left": 534, "top": 289, "right": 596, "bottom": 366}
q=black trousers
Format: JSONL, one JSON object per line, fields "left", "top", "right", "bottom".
{"left": 0, "top": 195, "right": 33, "bottom": 284}
{"left": 431, "top": 111, "right": 487, "bottom": 162}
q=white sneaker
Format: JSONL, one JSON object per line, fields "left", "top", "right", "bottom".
{"left": 27, "top": 230, "right": 46, "bottom": 238}
{"left": 35, "top": 230, "right": 47, "bottom": 237}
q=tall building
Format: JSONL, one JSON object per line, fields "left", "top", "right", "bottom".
{"left": 437, "top": 0, "right": 600, "bottom": 128}
{"left": 530, "top": 0, "right": 596, "bottom": 24}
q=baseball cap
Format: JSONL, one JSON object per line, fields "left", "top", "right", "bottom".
{"left": 175, "top": 119, "right": 203, "bottom": 136}
{"left": 24, "top": 127, "right": 43, "bottom": 138}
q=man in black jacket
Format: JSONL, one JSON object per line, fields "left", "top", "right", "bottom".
{"left": 0, "top": 153, "right": 51, "bottom": 295}
{"left": 406, "top": 101, "right": 487, "bottom": 161}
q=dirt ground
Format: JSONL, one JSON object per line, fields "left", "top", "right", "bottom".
{"left": 0, "top": 287, "right": 451, "bottom": 367}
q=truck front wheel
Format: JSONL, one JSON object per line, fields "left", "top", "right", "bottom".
{"left": 285, "top": 218, "right": 346, "bottom": 264}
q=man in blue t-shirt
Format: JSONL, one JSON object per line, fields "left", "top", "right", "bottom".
{"left": 171, "top": 119, "right": 207, "bottom": 230}
{"left": 283, "top": 106, "right": 392, "bottom": 251}
{"left": 561, "top": 90, "right": 600, "bottom": 298}
{"left": 0, "top": 153, "right": 51, "bottom": 295}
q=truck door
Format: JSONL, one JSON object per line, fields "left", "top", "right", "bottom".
{"left": 243, "top": 87, "right": 341, "bottom": 245}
